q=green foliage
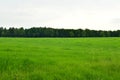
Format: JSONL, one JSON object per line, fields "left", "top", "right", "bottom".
{"left": 0, "top": 27, "right": 120, "bottom": 37}
{"left": 0, "top": 38, "right": 120, "bottom": 80}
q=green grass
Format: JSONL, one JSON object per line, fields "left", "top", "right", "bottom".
{"left": 0, "top": 38, "right": 120, "bottom": 80}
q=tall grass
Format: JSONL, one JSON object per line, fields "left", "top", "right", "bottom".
{"left": 0, "top": 38, "right": 120, "bottom": 80}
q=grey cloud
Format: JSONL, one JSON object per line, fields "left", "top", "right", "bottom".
{"left": 0, "top": 0, "right": 120, "bottom": 30}
{"left": 112, "top": 18, "right": 120, "bottom": 24}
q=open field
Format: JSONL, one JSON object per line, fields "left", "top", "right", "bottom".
{"left": 0, "top": 38, "right": 120, "bottom": 80}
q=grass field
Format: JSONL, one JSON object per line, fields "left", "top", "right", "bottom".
{"left": 0, "top": 38, "right": 120, "bottom": 80}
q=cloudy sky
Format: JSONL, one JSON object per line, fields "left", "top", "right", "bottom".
{"left": 0, "top": 0, "right": 120, "bottom": 30}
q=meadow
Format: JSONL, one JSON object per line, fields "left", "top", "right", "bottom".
{"left": 0, "top": 38, "right": 120, "bottom": 80}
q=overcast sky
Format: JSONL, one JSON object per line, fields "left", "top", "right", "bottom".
{"left": 0, "top": 0, "right": 120, "bottom": 30}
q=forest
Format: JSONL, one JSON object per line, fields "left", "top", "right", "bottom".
{"left": 0, "top": 27, "right": 120, "bottom": 37}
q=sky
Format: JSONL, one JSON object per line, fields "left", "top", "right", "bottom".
{"left": 0, "top": 0, "right": 120, "bottom": 30}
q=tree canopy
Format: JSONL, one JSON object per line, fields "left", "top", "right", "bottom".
{"left": 0, "top": 27, "right": 120, "bottom": 37}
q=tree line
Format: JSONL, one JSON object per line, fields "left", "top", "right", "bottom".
{"left": 0, "top": 27, "right": 120, "bottom": 37}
